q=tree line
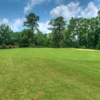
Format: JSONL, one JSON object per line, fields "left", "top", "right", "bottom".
{"left": 0, "top": 10, "right": 100, "bottom": 49}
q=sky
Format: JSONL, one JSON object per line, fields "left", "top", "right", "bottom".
{"left": 0, "top": 0, "right": 100, "bottom": 33}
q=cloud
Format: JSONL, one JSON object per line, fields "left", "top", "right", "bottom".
{"left": 50, "top": 2, "right": 82, "bottom": 21}
{"left": 81, "top": 2, "right": 98, "bottom": 18}
{"left": 24, "top": 0, "right": 51, "bottom": 14}
{"left": 50, "top": 1, "right": 98, "bottom": 21}
{"left": 0, "top": 17, "right": 26, "bottom": 32}
{"left": 10, "top": 17, "right": 26, "bottom": 32}
{"left": 0, "top": 1, "right": 99, "bottom": 33}
{"left": 0, "top": 18, "right": 9, "bottom": 24}
{"left": 94, "top": 0, "right": 100, "bottom": 9}
{"left": 54, "top": 0, "right": 64, "bottom": 5}
{"left": 0, "top": 17, "right": 51, "bottom": 33}
{"left": 96, "top": 0, "right": 100, "bottom": 2}
{"left": 38, "top": 21, "right": 51, "bottom": 33}
{"left": 10, "top": 26, "right": 18, "bottom": 32}
{"left": 11, "top": 17, "right": 26, "bottom": 27}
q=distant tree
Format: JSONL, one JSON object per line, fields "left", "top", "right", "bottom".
{"left": 35, "top": 29, "right": 44, "bottom": 47}
{"left": 97, "top": 10, "right": 100, "bottom": 26}
{"left": 13, "top": 32, "right": 22, "bottom": 46}
{"left": 21, "top": 29, "right": 33, "bottom": 47}
{"left": 0, "top": 24, "right": 13, "bottom": 45}
{"left": 68, "top": 17, "right": 84, "bottom": 48}
{"left": 48, "top": 33, "right": 52, "bottom": 47}
{"left": 43, "top": 33, "right": 48, "bottom": 47}
{"left": 23, "top": 13, "right": 39, "bottom": 47}
{"left": 48, "top": 16, "right": 66, "bottom": 48}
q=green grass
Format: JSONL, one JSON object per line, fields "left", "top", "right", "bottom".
{"left": 0, "top": 48, "right": 100, "bottom": 100}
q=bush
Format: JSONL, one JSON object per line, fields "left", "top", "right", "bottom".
{"left": 96, "top": 44, "right": 100, "bottom": 50}
{"left": 14, "top": 42, "right": 19, "bottom": 46}
{"left": 0, "top": 44, "right": 19, "bottom": 49}
{"left": 6, "top": 46, "right": 9, "bottom": 49}
{"left": 2, "top": 44, "right": 6, "bottom": 49}
{"left": 9, "top": 45, "right": 12, "bottom": 49}
{"left": 29, "top": 43, "right": 33, "bottom": 47}
{"left": 0, "top": 45, "right": 3, "bottom": 49}
{"left": 13, "top": 45, "right": 16, "bottom": 48}
{"left": 80, "top": 45, "right": 86, "bottom": 49}
{"left": 96, "top": 39, "right": 100, "bottom": 50}
{"left": 17, "top": 46, "right": 19, "bottom": 48}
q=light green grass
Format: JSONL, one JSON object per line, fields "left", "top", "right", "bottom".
{"left": 0, "top": 48, "right": 100, "bottom": 100}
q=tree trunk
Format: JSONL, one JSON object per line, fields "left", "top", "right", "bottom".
{"left": 32, "top": 26, "right": 34, "bottom": 48}
{"left": 58, "top": 24, "right": 61, "bottom": 48}
{"left": 77, "top": 30, "right": 80, "bottom": 48}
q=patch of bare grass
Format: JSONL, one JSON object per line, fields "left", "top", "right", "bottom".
{"left": 76, "top": 49, "right": 96, "bottom": 51}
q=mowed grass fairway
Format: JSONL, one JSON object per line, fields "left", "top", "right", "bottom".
{"left": 0, "top": 48, "right": 100, "bottom": 100}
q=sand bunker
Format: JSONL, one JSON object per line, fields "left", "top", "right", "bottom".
{"left": 76, "top": 49, "right": 96, "bottom": 51}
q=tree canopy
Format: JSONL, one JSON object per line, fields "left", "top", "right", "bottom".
{"left": 23, "top": 13, "right": 39, "bottom": 47}
{"left": 1, "top": 10, "right": 100, "bottom": 49}
{"left": 48, "top": 16, "right": 67, "bottom": 48}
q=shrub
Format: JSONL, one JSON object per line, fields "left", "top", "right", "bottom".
{"left": 6, "top": 46, "right": 9, "bottom": 49}
{"left": 29, "top": 43, "right": 33, "bottom": 47}
{"left": 0, "top": 45, "right": 19, "bottom": 49}
{"left": 9, "top": 45, "right": 12, "bottom": 49}
{"left": 0, "top": 45, "right": 3, "bottom": 49}
{"left": 13, "top": 45, "right": 16, "bottom": 48}
{"left": 14, "top": 42, "right": 19, "bottom": 46}
{"left": 2, "top": 44, "right": 6, "bottom": 49}
{"left": 80, "top": 45, "right": 86, "bottom": 49}
{"left": 96, "top": 39, "right": 100, "bottom": 50}
{"left": 17, "top": 46, "right": 19, "bottom": 48}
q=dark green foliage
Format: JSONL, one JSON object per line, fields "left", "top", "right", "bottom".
{"left": 2, "top": 44, "right": 6, "bottom": 49}
{"left": 0, "top": 45, "right": 3, "bottom": 49}
{"left": 23, "top": 13, "right": 39, "bottom": 29}
{"left": 80, "top": 45, "right": 86, "bottom": 49}
{"left": 1, "top": 11, "right": 100, "bottom": 49}
{"left": 23, "top": 13, "right": 39, "bottom": 47}
{"left": 48, "top": 16, "right": 67, "bottom": 48}
{"left": 9, "top": 45, "right": 12, "bottom": 49}
{"left": 0, "top": 24, "right": 13, "bottom": 45}
{"left": 14, "top": 42, "right": 20, "bottom": 46}
{"left": 96, "top": 38, "right": 100, "bottom": 49}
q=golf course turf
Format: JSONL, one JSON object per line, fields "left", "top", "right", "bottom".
{"left": 0, "top": 48, "right": 100, "bottom": 100}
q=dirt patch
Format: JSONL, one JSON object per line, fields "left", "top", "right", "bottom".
{"left": 76, "top": 49, "right": 96, "bottom": 51}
